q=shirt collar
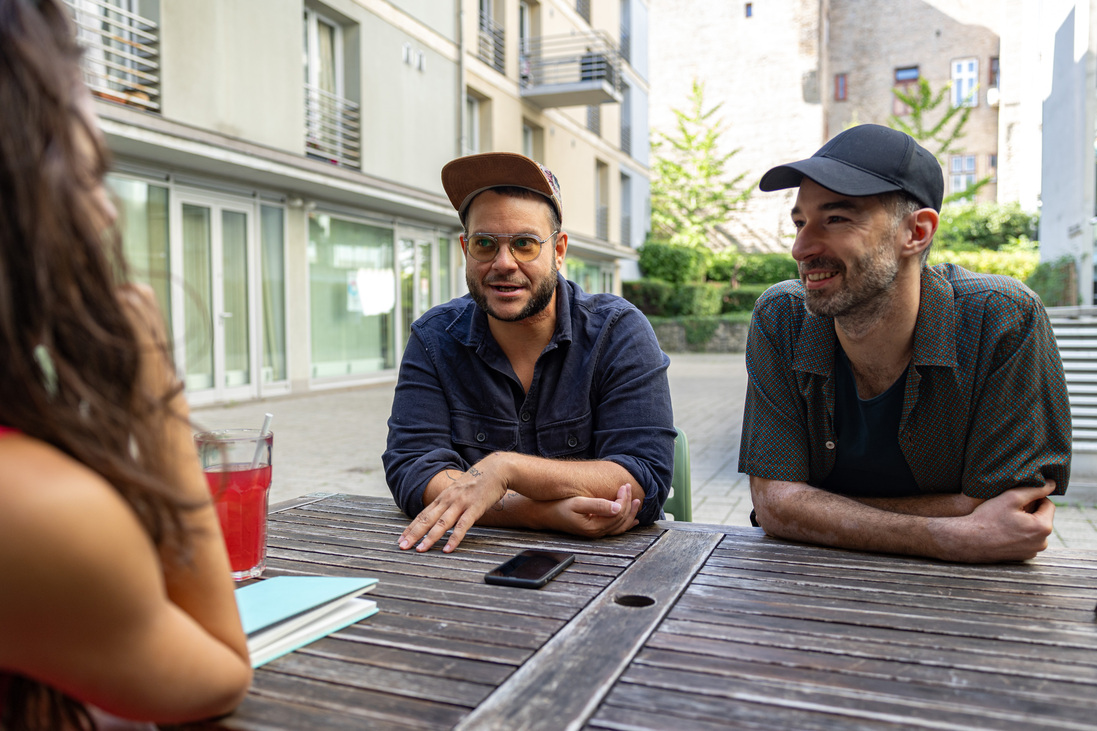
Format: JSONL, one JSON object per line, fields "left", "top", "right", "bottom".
{"left": 910, "top": 265, "right": 959, "bottom": 368}
{"left": 791, "top": 265, "right": 959, "bottom": 376}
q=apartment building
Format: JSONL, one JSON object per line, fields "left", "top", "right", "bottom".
{"left": 650, "top": 0, "right": 1036, "bottom": 253}
{"left": 73, "top": 0, "right": 648, "bottom": 405}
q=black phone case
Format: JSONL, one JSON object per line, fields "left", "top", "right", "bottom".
{"left": 484, "top": 551, "right": 575, "bottom": 589}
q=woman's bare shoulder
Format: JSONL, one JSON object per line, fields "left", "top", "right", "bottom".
{"left": 0, "top": 434, "right": 165, "bottom": 665}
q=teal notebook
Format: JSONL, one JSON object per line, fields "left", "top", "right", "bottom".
{"left": 235, "top": 576, "right": 379, "bottom": 667}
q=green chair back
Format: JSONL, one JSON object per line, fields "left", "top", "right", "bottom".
{"left": 663, "top": 427, "right": 692, "bottom": 521}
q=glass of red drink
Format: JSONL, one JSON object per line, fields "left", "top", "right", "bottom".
{"left": 194, "top": 428, "right": 274, "bottom": 581}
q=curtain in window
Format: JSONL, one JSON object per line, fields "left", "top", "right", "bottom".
{"left": 182, "top": 204, "right": 214, "bottom": 390}
{"left": 260, "top": 205, "right": 287, "bottom": 383}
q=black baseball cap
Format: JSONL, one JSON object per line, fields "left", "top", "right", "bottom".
{"left": 759, "top": 124, "right": 944, "bottom": 211}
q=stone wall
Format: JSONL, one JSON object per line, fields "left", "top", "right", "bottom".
{"left": 650, "top": 320, "right": 750, "bottom": 353}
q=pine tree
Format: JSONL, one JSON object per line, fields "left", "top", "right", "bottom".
{"left": 889, "top": 78, "right": 990, "bottom": 202}
{"left": 650, "top": 80, "right": 752, "bottom": 249}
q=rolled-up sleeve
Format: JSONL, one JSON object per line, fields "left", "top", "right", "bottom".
{"left": 382, "top": 330, "right": 466, "bottom": 517}
{"left": 591, "top": 308, "right": 675, "bottom": 525}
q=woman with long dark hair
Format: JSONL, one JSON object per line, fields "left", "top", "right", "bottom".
{"left": 0, "top": 0, "right": 252, "bottom": 727}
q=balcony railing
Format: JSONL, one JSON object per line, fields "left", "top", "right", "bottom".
{"left": 620, "top": 26, "right": 631, "bottom": 63}
{"left": 478, "top": 14, "right": 505, "bottom": 73}
{"left": 587, "top": 105, "right": 601, "bottom": 136}
{"left": 520, "top": 32, "right": 623, "bottom": 108}
{"left": 304, "top": 84, "right": 362, "bottom": 169}
{"left": 621, "top": 123, "right": 632, "bottom": 156}
{"left": 66, "top": 0, "right": 160, "bottom": 112}
{"left": 621, "top": 213, "right": 631, "bottom": 244}
{"left": 596, "top": 204, "right": 609, "bottom": 240}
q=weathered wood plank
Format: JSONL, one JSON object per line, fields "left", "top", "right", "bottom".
{"left": 228, "top": 671, "right": 468, "bottom": 729}
{"left": 289, "top": 639, "right": 514, "bottom": 685}
{"left": 455, "top": 529, "right": 722, "bottom": 731}
{"left": 594, "top": 683, "right": 910, "bottom": 731}
{"left": 671, "top": 588, "right": 1097, "bottom": 648}
{"left": 266, "top": 491, "right": 336, "bottom": 514}
{"left": 646, "top": 620, "right": 1096, "bottom": 686}
{"left": 629, "top": 647, "right": 1097, "bottom": 719}
{"left": 616, "top": 661, "right": 1093, "bottom": 730}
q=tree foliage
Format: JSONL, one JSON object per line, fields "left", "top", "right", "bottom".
{"left": 935, "top": 202, "right": 1039, "bottom": 251}
{"left": 888, "top": 78, "right": 990, "bottom": 203}
{"left": 650, "top": 79, "right": 753, "bottom": 249}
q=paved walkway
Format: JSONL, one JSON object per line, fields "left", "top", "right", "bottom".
{"left": 194, "top": 353, "right": 1097, "bottom": 551}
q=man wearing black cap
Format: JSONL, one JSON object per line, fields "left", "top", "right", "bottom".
{"left": 384, "top": 152, "right": 675, "bottom": 553}
{"left": 739, "top": 124, "right": 1071, "bottom": 562}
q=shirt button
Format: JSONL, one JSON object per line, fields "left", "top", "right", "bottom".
{"left": 521, "top": 412, "right": 531, "bottom": 422}
{"left": 567, "top": 436, "right": 578, "bottom": 447}
{"left": 476, "top": 432, "right": 486, "bottom": 443}
{"left": 825, "top": 440, "right": 835, "bottom": 450}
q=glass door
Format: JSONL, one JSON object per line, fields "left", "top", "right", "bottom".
{"left": 172, "top": 193, "right": 260, "bottom": 405}
{"left": 397, "top": 229, "right": 462, "bottom": 359}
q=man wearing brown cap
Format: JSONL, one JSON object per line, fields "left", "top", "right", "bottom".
{"left": 384, "top": 152, "right": 675, "bottom": 553}
{"left": 740, "top": 124, "right": 1071, "bottom": 563}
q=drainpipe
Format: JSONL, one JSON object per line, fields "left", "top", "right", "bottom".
{"left": 456, "top": 2, "right": 466, "bottom": 158}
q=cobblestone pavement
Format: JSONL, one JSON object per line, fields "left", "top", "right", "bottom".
{"left": 194, "top": 352, "right": 1097, "bottom": 551}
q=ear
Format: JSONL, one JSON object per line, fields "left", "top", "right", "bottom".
{"left": 902, "top": 208, "right": 938, "bottom": 261}
{"left": 553, "top": 231, "right": 568, "bottom": 269}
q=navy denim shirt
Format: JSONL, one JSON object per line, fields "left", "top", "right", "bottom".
{"left": 383, "top": 275, "right": 675, "bottom": 525}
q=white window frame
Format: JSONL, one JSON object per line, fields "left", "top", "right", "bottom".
{"left": 951, "top": 57, "right": 979, "bottom": 108}
{"left": 949, "top": 154, "right": 977, "bottom": 195}
{"left": 304, "top": 8, "right": 344, "bottom": 96}
{"left": 466, "top": 95, "right": 481, "bottom": 155}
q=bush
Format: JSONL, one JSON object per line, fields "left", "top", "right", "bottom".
{"left": 936, "top": 202, "right": 1039, "bottom": 251}
{"left": 666, "top": 282, "right": 724, "bottom": 317}
{"left": 733, "top": 253, "right": 798, "bottom": 284}
{"left": 927, "top": 249, "right": 1039, "bottom": 281}
{"left": 622, "top": 279, "right": 673, "bottom": 316}
{"left": 1025, "top": 256, "right": 1078, "bottom": 307}
{"left": 638, "top": 241, "right": 711, "bottom": 284}
{"left": 707, "top": 250, "right": 740, "bottom": 281}
{"left": 722, "top": 283, "right": 769, "bottom": 313}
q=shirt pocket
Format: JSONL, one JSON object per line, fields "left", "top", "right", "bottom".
{"left": 451, "top": 410, "right": 518, "bottom": 454}
{"left": 537, "top": 412, "right": 593, "bottom": 458}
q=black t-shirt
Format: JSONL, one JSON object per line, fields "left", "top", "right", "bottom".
{"left": 819, "top": 348, "right": 920, "bottom": 497}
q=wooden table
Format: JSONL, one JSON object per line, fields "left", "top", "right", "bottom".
{"left": 192, "top": 494, "right": 1097, "bottom": 731}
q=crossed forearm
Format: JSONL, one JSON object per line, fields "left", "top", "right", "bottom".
{"left": 750, "top": 476, "right": 1056, "bottom": 563}
{"left": 423, "top": 451, "right": 643, "bottom": 507}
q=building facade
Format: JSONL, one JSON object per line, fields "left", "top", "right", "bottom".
{"left": 650, "top": 0, "right": 1035, "bottom": 253}
{"left": 74, "top": 0, "right": 649, "bottom": 405}
{"left": 1039, "top": 0, "right": 1097, "bottom": 306}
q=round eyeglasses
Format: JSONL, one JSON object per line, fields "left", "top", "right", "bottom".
{"left": 461, "top": 231, "right": 559, "bottom": 263}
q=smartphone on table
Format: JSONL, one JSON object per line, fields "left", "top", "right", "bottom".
{"left": 484, "top": 550, "right": 575, "bottom": 589}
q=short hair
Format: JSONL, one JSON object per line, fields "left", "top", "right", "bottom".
{"left": 460, "top": 185, "right": 561, "bottom": 234}
{"left": 878, "top": 191, "right": 934, "bottom": 264}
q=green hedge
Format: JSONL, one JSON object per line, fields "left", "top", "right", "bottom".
{"left": 707, "top": 251, "right": 798, "bottom": 284}
{"left": 625, "top": 279, "right": 767, "bottom": 317}
{"left": 622, "top": 279, "right": 673, "bottom": 316}
{"left": 722, "top": 283, "right": 769, "bottom": 313}
{"left": 927, "top": 249, "right": 1039, "bottom": 281}
{"left": 1025, "top": 256, "right": 1077, "bottom": 307}
{"left": 638, "top": 241, "right": 711, "bottom": 284}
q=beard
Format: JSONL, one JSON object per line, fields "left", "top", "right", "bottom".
{"left": 467, "top": 260, "right": 558, "bottom": 323}
{"left": 801, "top": 235, "right": 900, "bottom": 327}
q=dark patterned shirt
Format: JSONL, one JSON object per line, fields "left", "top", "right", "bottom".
{"left": 739, "top": 264, "right": 1071, "bottom": 498}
